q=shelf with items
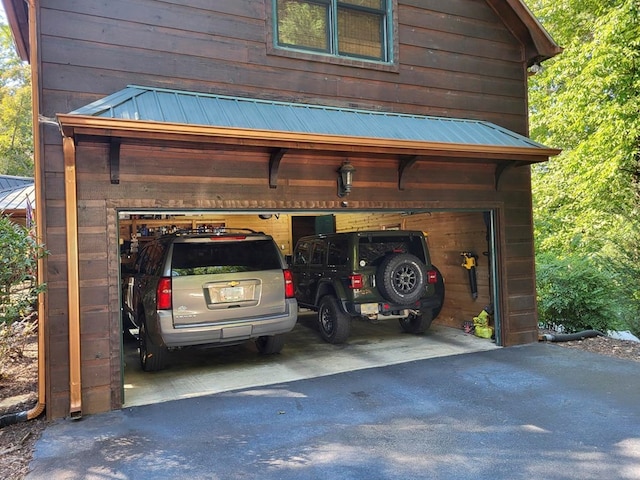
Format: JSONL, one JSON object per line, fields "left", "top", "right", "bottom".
{"left": 119, "top": 215, "right": 226, "bottom": 256}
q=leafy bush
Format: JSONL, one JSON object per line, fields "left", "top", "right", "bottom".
{"left": 0, "top": 215, "right": 47, "bottom": 325}
{"left": 536, "top": 252, "right": 625, "bottom": 333}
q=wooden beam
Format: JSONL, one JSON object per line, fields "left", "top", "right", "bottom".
{"left": 269, "top": 148, "right": 287, "bottom": 189}
{"left": 398, "top": 155, "right": 418, "bottom": 190}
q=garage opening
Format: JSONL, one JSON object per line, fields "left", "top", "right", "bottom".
{"left": 118, "top": 210, "right": 500, "bottom": 407}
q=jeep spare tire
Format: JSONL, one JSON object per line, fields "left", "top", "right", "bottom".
{"left": 376, "top": 253, "right": 427, "bottom": 304}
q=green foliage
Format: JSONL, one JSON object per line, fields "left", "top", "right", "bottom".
{"left": 536, "top": 252, "right": 625, "bottom": 333}
{"left": 529, "top": 0, "right": 640, "bottom": 334}
{"left": 0, "top": 215, "right": 47, "bottom": 325}
{"left": 0, "top": 22, "right": 33, "bottom": 176}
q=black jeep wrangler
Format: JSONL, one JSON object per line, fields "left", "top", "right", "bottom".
{"left": 290, "top": 230, "right": 444, "bottom": 343}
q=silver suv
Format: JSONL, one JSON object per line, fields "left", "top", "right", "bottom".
{"left": 125, "top": 228, "right": 298, "bottom": 371}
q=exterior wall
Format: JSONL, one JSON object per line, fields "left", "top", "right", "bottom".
{"left": 33, "top": 0, "right": 539, "bottom": 418}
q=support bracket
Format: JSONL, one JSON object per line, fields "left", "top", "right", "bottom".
{"left": 495, "top": 161, "right": 529, "bottom": 190}
{"left": 269, "top": 148, "right": 287, "bottom": 189}
{"left": 109, "top": 138, "right": 121, "bottom": 185}
{"left": 398, "top": 155, "right": 418, "bottom": 190}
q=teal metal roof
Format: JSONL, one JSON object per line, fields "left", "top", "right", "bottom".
{"left": 69, "top": 85, "right": 548, "bottom": 150}
{"left": 0, "top": 175, "right": 35, "bottom": 211}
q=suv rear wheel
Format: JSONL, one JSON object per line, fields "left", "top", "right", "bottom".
{"left": 139, "top": 320, "right": 167, "bottom": 372}
{"left": 376, "top": 253, "right": 427, "bottom": 304}
{"left": 255, "top": 334, "right": 285, "bottom": 354}
{"left": 318, "top": 295, "right": 351, "bottom": 344}
{"left": 398, "top": 310, "right": 433, "bottom": 334}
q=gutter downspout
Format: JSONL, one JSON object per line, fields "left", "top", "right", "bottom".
{"left": 0, "top": 0, "right": 45, "bottom": 428}
{"left": 63, "top": 134, "right": 82, "bottom": 419}
{"left": 26, "top": 0, "right": 46, "bottom": 423}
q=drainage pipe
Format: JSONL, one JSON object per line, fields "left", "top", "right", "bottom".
{"left": 0, "top": 0, "right": 46, "bottom": 428}
{"left": 540, "top": 330, "right": 605, "bottom": 342}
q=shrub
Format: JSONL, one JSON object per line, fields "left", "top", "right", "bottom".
{"left": 536, "top": 252, "right": 625, "bottom": 333}
{"left": 0, "top": 215, "right": 47, "bottom": 326}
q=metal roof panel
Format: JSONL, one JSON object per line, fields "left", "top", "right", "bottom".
{"left": 68, "top": 85, "right": 550, "bottom": 150}
{"left": 0, "top": 176, "right": 35, "bottom": 211}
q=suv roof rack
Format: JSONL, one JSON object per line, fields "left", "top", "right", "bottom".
{"left": 170, "top": 227, "right": 264, "bottom": 237}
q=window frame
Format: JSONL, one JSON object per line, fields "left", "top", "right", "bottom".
{"left": 268, "top": 0, "right": 398, "bottom": 71}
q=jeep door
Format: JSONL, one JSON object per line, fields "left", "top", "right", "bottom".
{"left": 291, "top": 238, "right": 326, "bottom": 307}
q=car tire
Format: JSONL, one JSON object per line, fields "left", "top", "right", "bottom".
{"left": 377, "top": 253, "right": 427, "bottom": 305}
{"left": 255, "top": 334, "right": 285, "bottom": 354}
{"left": 318, "top": 295, "right": 351, "bottom": 344}
{"left": 399, "top": 310, "right": 433, "bottom": 334}
{"left": 432, "top": 264, "right": 445, "bottom": 320}
{"left": 139, "top": 320, "right": 167, "bottom": 372}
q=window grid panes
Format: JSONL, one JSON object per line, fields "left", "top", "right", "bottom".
{"left": 275, "top": 0, "right": 389, "bottom": 62}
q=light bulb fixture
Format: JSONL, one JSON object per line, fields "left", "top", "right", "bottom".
{"left": 337, "top": 161, "right": 356, "bottom": 197}
{"left": 528, "top": 62, "right": 543, "bottom": 74}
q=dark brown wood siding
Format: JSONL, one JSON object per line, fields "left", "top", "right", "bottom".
{"left": 38, "top": 0, "right": 528, "bottom": 132}
{"left": 35, "top": 0, "right": 539, "bottom": 418}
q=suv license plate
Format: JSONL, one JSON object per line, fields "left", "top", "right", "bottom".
{"left": 220, "top": 286, "right": 244, "bottom": 302}
{"left": 360, "top": 303, "right": 378, "bottom": 315}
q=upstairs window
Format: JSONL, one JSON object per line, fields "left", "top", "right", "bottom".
{"left": 275, "top": 0, "right": 391, "bottom": 62}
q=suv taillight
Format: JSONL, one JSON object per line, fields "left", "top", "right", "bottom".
{"left": 283, "top": 269, "right": 295, "bottom": 298}
{"left": 427, "top": 269, "right": 438, "bottom": 284}
{"left": 349, "top": 274, "right": 363, "bottom": 289}
{"left": 156, "top": 277, "right": 172, "bottom": 310}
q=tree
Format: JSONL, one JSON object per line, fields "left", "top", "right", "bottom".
{"left": 0, "top": 22, "right": 32, "bottom": 176}
{"left": 528, "top": 0, "right": 640, "bottom": 333}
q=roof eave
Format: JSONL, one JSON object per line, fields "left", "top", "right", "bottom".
{"left": 487, "top": 0, "right": 562, "bottom": 65}
{"left": 510, "top": 0, "right": 563, "bottom": 62}
{"left": 57, "top": 114, "right": 561, "bottom": 162}
{"left": 1, "top": 0, "right": 30, "bottom": 61}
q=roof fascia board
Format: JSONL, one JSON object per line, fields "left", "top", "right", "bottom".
{"left": 57, "top": 114, "right": 561, "bottom": 161}
{"left": 486, "top": 0, "right": 562, "bottom": 63}
{"left": 1, "top": 0, "right": 30, "bottom": 61}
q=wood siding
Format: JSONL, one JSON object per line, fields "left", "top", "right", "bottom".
{"left": 33, "top": 0, "right": 540, "bottom": 418}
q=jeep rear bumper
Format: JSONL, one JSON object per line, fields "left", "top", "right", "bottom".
{"left": 345, "top": 297, "right": 441, "bottom": 318}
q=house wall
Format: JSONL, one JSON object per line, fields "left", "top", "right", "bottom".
{"left": 33, "top": 0, "right": 539, "bottom": 418}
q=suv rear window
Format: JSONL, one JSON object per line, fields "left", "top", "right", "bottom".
{"left": 358, "top": 235, "right": 426, "bottom": 265}
{"left": 171, "top": 240, "right": 282, "bottom": 276}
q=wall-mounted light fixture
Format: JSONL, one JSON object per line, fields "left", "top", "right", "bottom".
{"left": 528, "top": 62, "right": 543, "bottom": 75}
{"left": 337, "top": 160, "right": 356, "bottom": 197}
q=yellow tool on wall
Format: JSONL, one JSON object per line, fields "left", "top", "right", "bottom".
{"left": 461, "top": 251, "right": 478, "bottom": 299}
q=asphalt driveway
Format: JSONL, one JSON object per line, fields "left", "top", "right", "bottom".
{"left": 26, "top": 343, "right": 640, "bottom": 480}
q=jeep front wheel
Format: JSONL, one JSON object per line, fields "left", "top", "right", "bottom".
{"left": 377, "top": 253, "right": 427, "bottom": 305}
{"left": 318, "top": 295, "right": 351, "bottom": 344}
{"left": 399, "top": 310, "right": 433, "bottom": 334}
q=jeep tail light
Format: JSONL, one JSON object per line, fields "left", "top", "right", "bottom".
{"left": 283, "top": 269, "right": 295, "bottom": 298}
{"left": 156, "top": 277, "right": 172, "bottom": 310}
{"left": 427, "top": 269, "right": 438, "bottom": 284}
{"left": 349, "top": 274, "right": 363, "bottom": 289}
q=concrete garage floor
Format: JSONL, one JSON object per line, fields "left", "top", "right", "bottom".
{"left": 123, "top": 310, "right": 498, "bottom": 407}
